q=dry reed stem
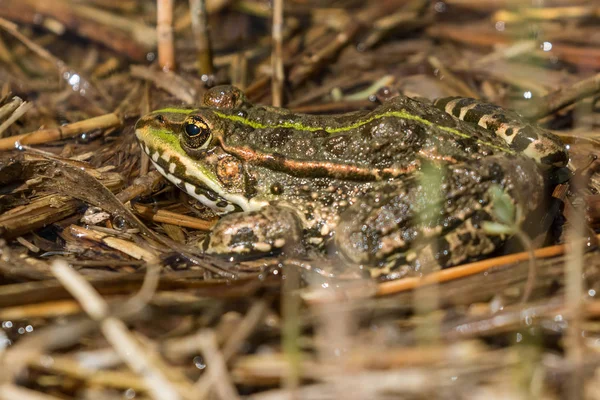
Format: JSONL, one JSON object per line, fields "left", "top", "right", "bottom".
{"left": 68, "top": 225, "right": 160, "bottom": 263}
{"left": 493, "top": 6, "right": 599, "bottom": 22}
{"left": 0, "top": 113, "right": 121, "bottom": 150}
{"left": 376, "top": 242, "right": 572, "bottom": 296}
{"left": 157, "top": 0, "right": 176, "bottom": 71}
{"left": 0, "top": 300, "right": 82, "bottom": 320}
{"left": 134, "top": 203, "right": 217, "bottom": 231}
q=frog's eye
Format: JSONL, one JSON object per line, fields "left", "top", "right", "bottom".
{"left": 185, "top": 123, "right": 201, "bottom": 136}
{"left": 183, "top": 117, "right": 212, "bottom": 149}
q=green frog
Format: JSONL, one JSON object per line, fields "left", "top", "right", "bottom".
{"left": 135, "top": 86, "right": 568, "bottom": 280}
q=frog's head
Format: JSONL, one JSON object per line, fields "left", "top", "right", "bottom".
{"left": 135, "top": 108, "right": 263, "bottom": 214}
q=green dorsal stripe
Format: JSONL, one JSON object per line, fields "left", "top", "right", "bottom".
{"left": 153, "top": 108, "right": 195, "bottom": 115}
{"left": 213, "top": 110, "right": 515, "bottom": 155}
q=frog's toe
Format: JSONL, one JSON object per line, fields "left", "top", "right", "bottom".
{"left": 207, "top": 206, "right": 303, "bottom": 257}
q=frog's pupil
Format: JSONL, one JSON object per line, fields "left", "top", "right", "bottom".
{"left": 186, "top": 123, "right": 201, "bottom": 137}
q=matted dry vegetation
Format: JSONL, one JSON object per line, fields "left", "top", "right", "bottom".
{"left": 0, "top": 0, "right": 600, "bottom": 399}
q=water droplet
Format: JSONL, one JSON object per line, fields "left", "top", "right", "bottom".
{"left": 516, "top": 332, "right": 523, "bottom": 342}
{"left": 434, "top": 2, "right": 447, "bottom": 12}
{"left": 541, "top": 41, "right": 552, "bottom": 51}
{"left": 193, "top": 356, "right": 207, "bottom": 369}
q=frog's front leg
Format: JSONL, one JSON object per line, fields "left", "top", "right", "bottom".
{"left": 207, "top": 206, "right": 304, "bottom": 257}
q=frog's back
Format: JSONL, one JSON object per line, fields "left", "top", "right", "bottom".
{"left": 219, "top": 94, "right": 519, "bottom": 177}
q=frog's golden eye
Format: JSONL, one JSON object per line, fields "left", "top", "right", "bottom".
{"left": 183, "top": 117, "right": 211, "bottom": 149}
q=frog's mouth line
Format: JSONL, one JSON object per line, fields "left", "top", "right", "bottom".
{"left": 136, "top": 129, "right": 265, "bottom": 214}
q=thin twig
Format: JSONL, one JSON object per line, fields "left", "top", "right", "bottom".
{"left": 271, "top": 0, "right": 284, "bottom": 106}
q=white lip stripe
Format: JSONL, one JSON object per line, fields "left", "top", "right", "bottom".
{"left": 184, "top": 182, "right": 196, "bottom": 195}
{"left": 150, "top": 160, "right": 246, "bottom": 213}
{"left": 139, "top": 129, "right": 266, "bottom": 213}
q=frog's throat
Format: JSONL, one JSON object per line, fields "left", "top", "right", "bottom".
{"left": 135, "top": 126, "right": 265, "bottom": 213}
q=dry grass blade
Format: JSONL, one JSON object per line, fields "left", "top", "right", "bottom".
{"left": 51, "top": 260, "right": 188, "bottom": 400}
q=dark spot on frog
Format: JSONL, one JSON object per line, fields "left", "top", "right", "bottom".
{"left": 216, "top": 200, "right": 229, "bottom": 208}
{"left": 266, "top": 129, "right": 293, "bottom": 148}
{"left": 540, "top": 151, "right": 568, "bottom": 166}
{"left": 487, "top": 113, "right": 512, "bottom": 132}
{"left": 199, "top": 187, "right": 219, "bottom": 201}
{"left": 505, "top": 127, "right": 514, "bottom": 136}
{"left": 488, "top": 162, "right": 504, "bottom": 182}
{"left": 470, "top": 210, "right": 492, "bottom": 229}
{"left": 312, "top": 129, "right": 329, "bottom": 139}
{"left": 435, "top": 237, "right": 451, "bottom": 267}
{"left": 442, "top": 216, "right": 462, "bottom": 230}
{"left": 455, "top": 137, "right": 479, "bottom": 153}
{"left": 452, "top": 98, "right": 477, "bottom": 118}
{"left": 270, "top": 182, "right": 284, "bottom": 195}
{"left": 230, "top": 227, "right": 259, "bottom": 248}
{"left": 245, "top": 173, "right": 258, "bottom": 198}
{"left": 458, "top": 232, "right": 472, "bottom": 243}
{"left": 510, "top": 126, "right": 538, "bottom": 152}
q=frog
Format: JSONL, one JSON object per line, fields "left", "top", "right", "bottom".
{"left": 134, "top": 85, "right": 568, "bottom": 280}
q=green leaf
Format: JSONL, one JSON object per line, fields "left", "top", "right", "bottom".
{"left": 488, "top": 185, "right": 515, "bottom": 226}
{"left": 482, "top": 221, "right": 515, "bottom": 235}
